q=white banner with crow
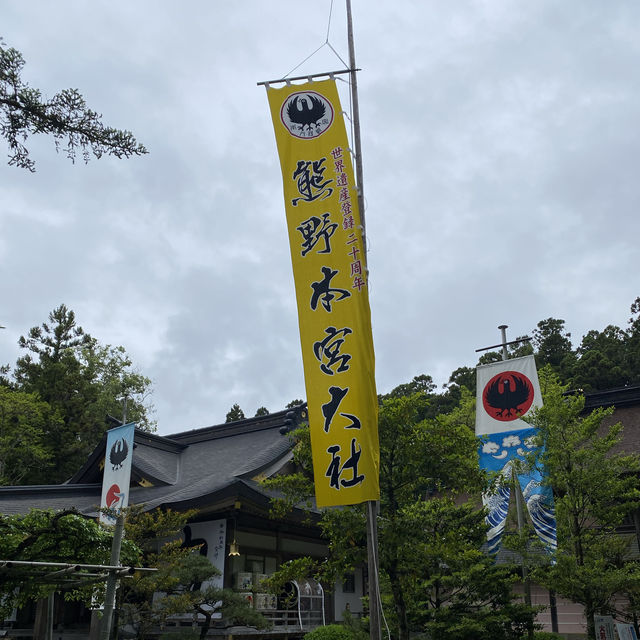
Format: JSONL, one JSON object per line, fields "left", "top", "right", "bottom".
{"left": 475, "top": 356, "right": 556, "bottom": 554}
{"left": 100, "top": 422, "right": 135, "bottom": 525}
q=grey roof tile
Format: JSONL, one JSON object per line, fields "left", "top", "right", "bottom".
{"left": 0, "top": 404, "right": 309, "bottom": 516}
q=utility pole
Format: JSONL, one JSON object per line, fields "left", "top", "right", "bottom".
{"left": 346, "top": 3, "right": 381, "bottom": 640}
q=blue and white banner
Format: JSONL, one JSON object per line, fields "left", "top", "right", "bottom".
{"left": 616, "top": 622, "right": 639, "bottom": 640}
{"left": 476, "top": 356, "right": 556, "bottom": 553}
{"left": 480, "top": 427, "right": 556, "bottom": 553}
{"left": 100, "top": 423, "right": 135, "bottom": 525}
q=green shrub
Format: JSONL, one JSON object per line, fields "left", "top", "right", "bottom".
{"left": 159, "top": 632, "right": 200, "bottom": 640}
{"left": 304, "top": 624, "right": 355, "bottom": 640}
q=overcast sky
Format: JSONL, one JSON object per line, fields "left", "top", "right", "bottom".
{"left": 2, "top": 2, "right": 639, "bottom": 434}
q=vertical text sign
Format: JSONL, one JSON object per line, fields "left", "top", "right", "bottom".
{"left": 268, "top": 80, "right": 379, "bottom": 507}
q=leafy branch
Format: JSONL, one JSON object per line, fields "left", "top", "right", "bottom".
{"left": 0, "top": 38, "right": 147, "bottom": 171}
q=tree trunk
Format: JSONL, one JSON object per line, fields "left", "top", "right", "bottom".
{"left": 584, "top": 599, "right": 596, "bottom": 640}
{"left": 198, "top": 609, "right": 212, "bottom": 640}
{"left": 388, "top": 564, "right": 409, "bottom": 640}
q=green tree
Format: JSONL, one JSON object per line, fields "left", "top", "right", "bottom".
{"left": 265, "top": 391, "right": 529, "bottom": 640}
{"left": 386, "top": 374, "right": 436, "bottom": 398}
{"left": 160, "top": 553, "right": 269, "bottom": 639}
{"left": 508, "top": 336, "right": 535, "bottom": 359}
{"left": 11, "top": 304, "right": 154, "bottom": 483}
{"left": 0, "top": 509, "right": 140, "bottom": 619}
{"left": 445, "top": 366, "right": 477, "bottom": 396}
{"left": 526, "top": 369, "right": 640, "bottom": 640}
{"left": 262, "top": 424, "right": 315, "bottom": 519}
{"left": 440, "top": 366, "right": 477, "bottom": 414}
{"left": 15, "top": 303, "right": 92, "bottom": 366}
{"left": 13, "top": 304, "right": 96, "bottom": 481}
{"left": 626, "top": 296, "right": 640, "bottom": 384}
{"left": 79, "top": 341, "right": 154, "bottom": 431}
{"left": 477, "top": 351, "right": 503, "bottom": 366}
{"left": 120, "top": 508, "right": 200, "bottom": 639}
{"left": 286, "top": 399, "right": 305, "bottom": 408}
{"left": 380, "top": 373, "right": 452, "bottom": 420}
{"left": 255, "top": 406, "right": 270, "bottom": 417}
{"left": 572, "top": 325, "right": 630, "bottom": 391}
{"left": 1, "top": 37, "right": 147, "bottom": 171}
{"left": 121, "top": 508, "right": 266, "bottom": 639}
{"left": 262, "top": 556, "right": 317, "bottom": 600}
{"left": 0, "top": 363, "right": 10, "bottom": 387}
{"left": 630, "top": 297, "right": 640, "bottom": 333}
{"left": 374, "top": 391, "right": 486, "bottom": 640}
{"left": 403, "top": 499, "right": 538, "bottom": 640}
{"left": 532, "top": 318, "right": 576, "bottom": 381}
{"left": 617, "top": 562, "right": 640, "bottom": 637}
{"left": 225, "top": 403, "right": 245, "bottom": 423}
{"left": 476, "top": 337, "right": 534, "bottom": 368}
{"left": 0, "top": 387, "right": 55, "bottom": 484}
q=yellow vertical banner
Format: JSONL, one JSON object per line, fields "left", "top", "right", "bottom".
{"left": 267, "top": 79, "right": 379, "bottom": 507}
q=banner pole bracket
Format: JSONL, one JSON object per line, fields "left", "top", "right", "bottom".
{"left": 257, "top": 68, "right": 358, "bottom": 87}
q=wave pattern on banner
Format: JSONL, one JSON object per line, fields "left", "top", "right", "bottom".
{"left": 479, "top": 427, "right": 557, "bottom": 553}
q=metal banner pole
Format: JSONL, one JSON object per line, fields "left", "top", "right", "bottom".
{"left": 100, "top": 402, "right": 129, "bottom": 640}
{"left": 346, "top": 3, "right": 381, "bottom": 640}
{"left": 99, "top": 515, "right": 125, "bottom": 640}
{"left": 495, "top": 327, "right": 533, "bottom": 640}
{"left": 365, "top": 500, "right": 381, "bottom": 640}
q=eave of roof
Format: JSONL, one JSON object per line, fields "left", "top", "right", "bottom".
{"left": 138, "top": 476, "right": 320, "bottom": 524}
{"left": 583, "top": 385, "right": 640, "bottom": 410}
{"left": 0, "top": 484, "right": 101, "bottom": 516}
{"left": 0, "top": 483, "right": 99, "bottom": 495}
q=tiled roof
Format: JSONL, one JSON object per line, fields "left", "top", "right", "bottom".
{"left": 583, "top": 385, "right": 640, "bottom": 410}
{"left": 0, "top": 484, "right": 101, "bottom": 516}
{"left": 0, "top": 404, "right": 308, "bottom": 517}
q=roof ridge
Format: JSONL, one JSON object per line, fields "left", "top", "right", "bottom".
{"left": 165, "top": 405, "right": 306, "bottom": 443}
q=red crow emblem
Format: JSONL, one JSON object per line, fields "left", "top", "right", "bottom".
{"left": 482, "top": 371, "right": 534, "bottom": 421}
{"left": 106, "top": 483, "right": 125, "bottom": 509}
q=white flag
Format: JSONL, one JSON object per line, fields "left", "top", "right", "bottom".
{"left": 100, "top": 423, "right": 135, "bottom": 524}
{"left": 475, "top": 355, "right": 542, "bottom": 436}
{"left": 616, "top": 623, "right": 638, "bottom": 640}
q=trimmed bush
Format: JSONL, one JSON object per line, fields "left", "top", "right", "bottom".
{"left": 304, "top": 624, "right": 356, "bottom": 640}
